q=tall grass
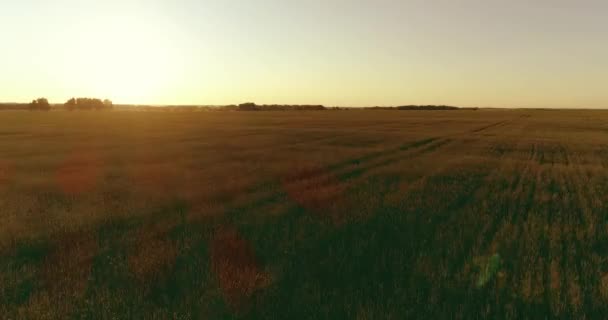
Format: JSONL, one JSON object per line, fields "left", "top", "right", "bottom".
{"left": 1, "top": 109, "right": 608, "bottom": 318}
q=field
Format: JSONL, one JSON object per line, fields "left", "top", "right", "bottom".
{"left": 1, "top": 109, "right": 608, "bottom": 318}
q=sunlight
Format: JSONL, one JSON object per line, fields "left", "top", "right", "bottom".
{"left": 68, "top": 16, "right": 180, "bottom": 104}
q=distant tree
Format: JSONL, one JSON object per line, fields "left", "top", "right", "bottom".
{"left": 238, "top": 102, "right": 258, "bottom": 111}
{"left": 103, "top": 99, "right": 113, "bottom": 109}
{"left": 65, "top": 97, "right": 77, "bottom": 111}
{"left": 64, "top": 97, "right": 112, "bottom": 110}
{"left": 396, "top": 105, "right": 459, "bottom": 110}
{"left": 234, "top": 103, "right": 326, "bottom": 111}
{"left": 29, "top": 98, "right": 51, "bottom": 111}
{"left": 76, "top": 98, "right": 100, "bottom": 110}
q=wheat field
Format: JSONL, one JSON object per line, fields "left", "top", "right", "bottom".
{"left": 1, "top": 109, "right": 608, "bottom": 318}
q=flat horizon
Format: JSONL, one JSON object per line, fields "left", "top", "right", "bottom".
{"left": 2, "top": 101, "right": 608, "bottom": 110}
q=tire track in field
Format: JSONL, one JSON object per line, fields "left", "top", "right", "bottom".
{"left": 424, "top": 139, "right": 517, "bottom": 282}
{"left": 521, "top": 147, "right": 591, "bottom": 317}
{"left": 490, "top": 141, "right": 540, "bottom": 310}
{"left": 327, "top": 137, "right": 440, "bottom": 172}
{"left": 330, "top": 115, "right": 538, "bottom": 310}
{"left": 549, "top": 171, "right": 573, "bottom": 314}
{"left": 470, "top": 120, "right": 510, "bottom": 133}
{"left": 577, "top": 146, "right": 608, "bottom": 301}
{"left": 406, "top": 117, "right": 531, "bottom": 303}
{"left": 569, "top": 149, "right": 608, "bottom": 313}
{"left": 468, "top": 113, "right": 530, "bottom": 135}
{"left": 436, "top": 115, "right": 535, "bottom": 278}
{"left": 546, "top": 173, "right": 566, "bottom": 316}
{"left": 402, "top": 167, "right": 492, "bottom": 315}
{"left": 538, "top": 169, "right": 556, "bottom": 315}
{"left": 558, "top": 164, "right": 596, "bottom": 315}
{"left": 473, "top": 140, "right": 525, "bottom": 252}
{"left": 240, "top": 113, "right": 528, "bottom": 216}
{"left": 224, "top": 137, "right": 454, "bottom": 218}
{"left": 216, "top": 139, "right": 484, "bottom": 316}
{"left": 448, "top": 136, "right": 537, "bottom": 314}
{"left": 335, "top": 138, "right": 451, "bottom": 181}
{"left": 227, "top": 113, "right": 529, "bottom": 220}
{"left": 519, "top": 143, "right": 603, "bottom": 316}
{"left": 200, "top": 136, "right": 438, "bottom": 216}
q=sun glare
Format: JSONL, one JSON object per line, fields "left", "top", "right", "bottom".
{"left": 67, "top": 16, "right": 180, "bottom": 104}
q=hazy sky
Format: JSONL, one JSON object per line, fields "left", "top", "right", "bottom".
{"left": 1, "top": 0, "right": 607, "bottom": 107}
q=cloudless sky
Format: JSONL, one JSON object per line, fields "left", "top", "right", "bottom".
{"left": 1, "top": 0, "right": 607, "bottom": 107}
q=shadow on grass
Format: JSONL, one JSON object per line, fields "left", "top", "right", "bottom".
{"left": 6, "top": 154, "right": 599, "bottom": 318}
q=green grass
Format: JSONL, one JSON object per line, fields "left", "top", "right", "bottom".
{"left": 1, "top": 109, "right": 608, "bottom": 318}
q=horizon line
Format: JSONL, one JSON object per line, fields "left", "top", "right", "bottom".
{"left": 1, "top": 101, "right": 608, "bottom": 110}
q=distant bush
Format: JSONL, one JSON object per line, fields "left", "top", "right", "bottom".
{"left": 65, "top": 98, "right": 113, "bottom": 111}
{"left": 238, "top": 102, "right": 258, "bottom": 111}
{"left": 365, "top": 105, "right": 462, "bottom": 111}
{"left": 0, "top": 103, "right": 27, "bottom": 110}
{"left": 396, "top": 105, "right": 459, "bottom": 110}
{"left": 28, "top": 98, "right": 51, "bottom": 111}
{"left": 235, "top": 102, "right": 326, "bottom": 111}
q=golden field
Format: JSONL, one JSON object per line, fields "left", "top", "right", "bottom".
{"left": 1, "top": 109, "right": 608, "bottom": 318}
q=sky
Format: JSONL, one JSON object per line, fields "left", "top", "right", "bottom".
{"left": 1, "top": 0, "right": 607, "bottom": 108}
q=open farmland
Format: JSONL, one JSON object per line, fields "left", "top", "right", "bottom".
{"left": 2, "top": 109, "right": 608, "bottom": 318}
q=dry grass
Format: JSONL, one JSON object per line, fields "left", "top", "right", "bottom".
{"left": 1, "top": 109, "right": 608, "bottom": 318}
{"left": 210, "top": 226, "right": 271, "bottom": 313}
{"left": 18, "top": 231, "right": 98, "bottom": 319}
{"left": 128, "top": 225, "right": 178, "bottom": 285}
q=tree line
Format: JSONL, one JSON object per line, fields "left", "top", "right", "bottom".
{"left": 225, "top": 103, "right": 473, "bottom": 111}
{"left": 18, "top": 99, "right": 474, "bottom": 112}
{"left": 28, "top": 98, "right": 51, "bottom": 111}
{"left": 64, "top": 98, "right": 113, "bottom": 111}
{"left": 227, "top": 102, "right": 327, "bottom": 111}
{"left": 27, "top": 98, "right": 113, "bottom": 111}
{"left": 364, "top": 105, "right": 464, "bottom": 110}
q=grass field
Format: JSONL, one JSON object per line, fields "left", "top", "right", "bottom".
{"left": 1, "top": 109, "right": 608, "bottom": 318}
